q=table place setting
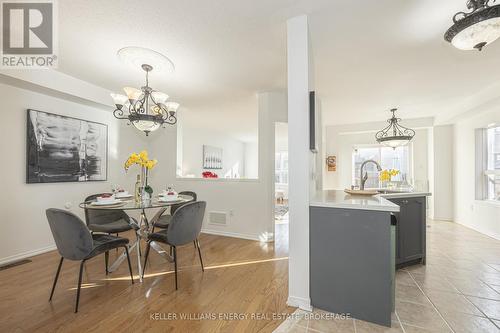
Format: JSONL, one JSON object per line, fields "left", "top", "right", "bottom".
{"left": 90, "top": 193, "right": 126, "bottom": 207}
{"left": 77, "top": 151, "right": 196, "bottom": 282}
{"left": 158, "top": 186, "right": 182, "bottom": 203}
{"left": 115, "top": 189, "right": 133, "bottom": 199}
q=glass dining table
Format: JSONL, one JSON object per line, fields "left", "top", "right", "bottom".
{"left": 79, "top": 194, "right": 194, "bottom": 282}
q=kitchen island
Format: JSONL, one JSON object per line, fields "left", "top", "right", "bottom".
{"left": 309, "top": 190, "right": 430, "bottom": 327}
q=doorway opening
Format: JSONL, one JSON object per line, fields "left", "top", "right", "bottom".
{"left": 275, "top": 122, "right": 289, "bottom": 226}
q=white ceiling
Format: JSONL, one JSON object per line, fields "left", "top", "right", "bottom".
{"left": 57, "top": 0, "right": 500, "bottom": 141}
{"left": 310, "top": 0, "right": 500, "bottom": 126}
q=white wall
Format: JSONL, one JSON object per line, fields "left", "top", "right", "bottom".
{"left": 180, "top": 125, "right": 246, "bottom": 179}
{"left": 244, "top": 141, "right": 259, "bottom": 179}
{"left": 275, "top": 122, "right": 288, "bottom": 152}
{"left": 454, "top": 104, "right": 500, "bottom": 240}
{"left": 0, "top": 79, "right": 148, "bottom": 264}
{"left": 432, "top": 125, "right": 454, "bottom": 221}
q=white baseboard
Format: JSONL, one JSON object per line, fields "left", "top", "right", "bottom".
{"left": 454, "top": 220, "right": 500, "bottom": 241}
{"left": 287, "top": 296, "right": 312, "bottom": 312}
{"left": 430, "top": 216, "right": 454, "bottom": 222}
{"left": 1, "top": 230, "right": 269, "bottom": 266}
{"left": 201, "top": 228, "right": 262, "bottom": 242}
{"left": 0, "top": 244, "right": 56, "bottom": 266}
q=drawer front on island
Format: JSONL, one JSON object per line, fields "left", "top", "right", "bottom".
{"left": 310, "top": 206, "right": 393, "bottom": 327}
{"left": 388, "top": 197, "right": 426, "bottom": 267}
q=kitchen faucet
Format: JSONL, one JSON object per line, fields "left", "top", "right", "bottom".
{"left": 359, "top": 160, "right": 382, "bottom": 190}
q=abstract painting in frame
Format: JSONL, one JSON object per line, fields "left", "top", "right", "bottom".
{"left": 203, "top": 145, "right": 223, "bottom": 170}
{"left": 26, "top": 109, "right": 108, "bottom": 183}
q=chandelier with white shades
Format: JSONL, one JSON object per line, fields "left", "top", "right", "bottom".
{"left": 445, "top": 0, "right": 500, "bottom": 51}
{"left": 110, "top": 47, "right": 180, "bottom": 136}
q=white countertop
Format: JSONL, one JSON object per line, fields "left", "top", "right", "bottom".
{"left": 310, "top": 190, "right": 400, "bottom": 212}
{"left": 378, "top": 191, "right": 432, "bottom": 199}
{"left": 310, "top": 190, "right": 432, "bottom": 212}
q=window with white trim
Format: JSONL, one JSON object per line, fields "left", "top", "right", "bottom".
{"left": 485, "top": 127, "right": 500, "bottom": 201}
{"left": 352, "top": 146, "right": 410, "bottom": 189}
{"left": 275, "top": 152, "right": 288, "bottom": 185}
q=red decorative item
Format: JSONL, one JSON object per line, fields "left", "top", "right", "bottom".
{"left": 202, "top": 171, "right": 218, "bottom": 178}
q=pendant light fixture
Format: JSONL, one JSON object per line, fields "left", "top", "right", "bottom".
{"left": 444, "top": 0, "right": 500, "bottom": 51}
{"left": 375, "top": 108, "right": 415, "bottom": 149}
{"left": 110, "top": 47, "right": 180, "bottom": 136}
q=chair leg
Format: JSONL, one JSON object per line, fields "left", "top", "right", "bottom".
{"left": 75, "top": 260, "right": 85, "bottom": 313}
{"left": 193, "top": 240, "right": 197, "bottom": 248}
{"left": 112, "top": 233, "right": 119, "bottom": 253}
{"left": 137, "top": 234, "right": 142, "bottom": 257}
{"left": 105, "top": 251, "right": 109, "bottom": 275}
{"left": 142, "top": 241, "right": 151, "bottom": 279}
{"left": 124, "top": 246, "right": 134, "bottom": 284}
{"left": 196, "top": 239, "right": 205, "bottom": 272}
{"left": 49, "top": 257, "right": 64, "bottom": 301}
{"left": 173, "top": 246, "right": 178, "bottom": 290}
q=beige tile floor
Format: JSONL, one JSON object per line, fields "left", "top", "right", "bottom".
{"left": 274, "top": 220, "right": 500, "bottom": 332}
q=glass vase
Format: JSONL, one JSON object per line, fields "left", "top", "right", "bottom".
{"left": 141, "top": 167, "right": 151, "bottom": 204}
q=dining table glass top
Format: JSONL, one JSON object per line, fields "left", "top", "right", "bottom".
{"left": 79, "top": 194, "right": 194, "bottom": 210}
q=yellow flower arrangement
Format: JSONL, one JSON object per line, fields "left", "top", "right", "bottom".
{"left": 379, "top": 169, "right": 399, "bottom": 182}
{"left": 124, "top": 150, "right": 158, "bottom": 171}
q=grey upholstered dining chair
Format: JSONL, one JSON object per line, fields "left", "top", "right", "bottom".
{"left": 46, "top": 208, "right": 134, "bottom": 313}
{"left": 84, "top": 193, "right": 137, "bottom": 274}
{"left": 142, "top": 201, "right": 206, "bottom": 289}
{"left": 152, "top": 191, "right": 198, "bottom": 231}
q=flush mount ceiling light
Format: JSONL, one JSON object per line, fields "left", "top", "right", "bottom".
{"left": 444, "top": 0, "right": 500, "bottom": 51}
{"left": 375, "top": 108, "right": 415, "bottom": 149}
{"left": 111, "top": 48, "right": 179, "bottom": 136}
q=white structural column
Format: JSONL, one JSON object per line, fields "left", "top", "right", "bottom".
{"left": 287, "top": 15, "right": 313, "bottom": 311}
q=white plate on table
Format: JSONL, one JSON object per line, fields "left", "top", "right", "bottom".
{"left": 115, "top": 193, "right": 133, "bottom": 199}
{"left": 91, "top": 200, "right": 125, "bottom": 207}
{"left": 158, "top": 197, "right": 182, "bottom": 203}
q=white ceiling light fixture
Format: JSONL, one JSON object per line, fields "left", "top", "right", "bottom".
{"left": 111, "top": 48, "right": 179, "bottom": 136}
{"left": 375, "top": 108, "right": 415, "bottom": 149}
{"left": 445, "top": 0, "right": 500, "bottom": 51}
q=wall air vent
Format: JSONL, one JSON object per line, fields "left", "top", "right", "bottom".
{"left": 208, "top": 211, "right": 228, "bottom": 225}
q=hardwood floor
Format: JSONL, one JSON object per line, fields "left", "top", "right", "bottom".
{"left": 0, "top": 224, "right": 292, "bottom": 332}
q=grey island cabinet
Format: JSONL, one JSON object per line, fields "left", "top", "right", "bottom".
{"left": 309, "top": 190, "right": 400, "bottom": 327}
{"left": 380, "top": 193, "right": 431, "bottom": 268}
